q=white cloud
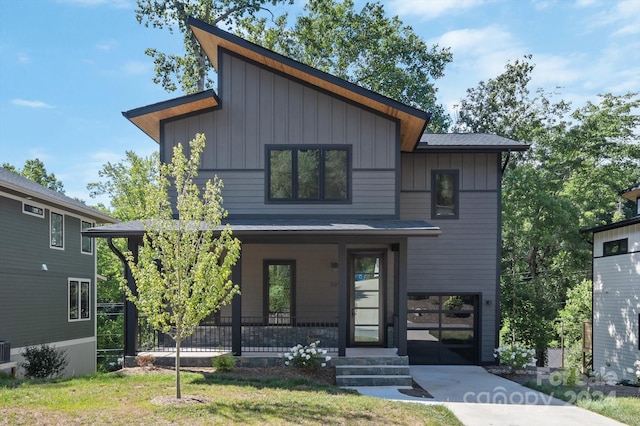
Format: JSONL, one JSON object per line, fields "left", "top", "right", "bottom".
{"left": 122, "top": 60, "right": 149, "bottom": 75}
{"left": 574, "top": 0, "right": 598, "bottom": 7}
{"left": 585, "top": 0, "right": 640, "bottom": 36}
{"left": 95, "top": 39, "right": 119, "bottom": 51}
{"left": 530, "top": 54, "right": 582, "bottom": 87}
{"left": 11, "top": 99, "right": 54, "bottom": 109}
{"left": 389, "top": 0, "right": 494, "bottom": 21}
{"left": 17, "top": 53, "right": 31, "bottom": 64}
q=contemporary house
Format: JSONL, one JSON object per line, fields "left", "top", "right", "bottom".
{"left": 0, "top": 168, "right": 116, "bottom": 377}
{"left": 86, "top": 18, "right": 528, "bottom": 366}
{"left": 585, "top": 184, "right": 640, "bottom": 381}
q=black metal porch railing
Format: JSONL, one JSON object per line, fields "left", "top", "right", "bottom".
{"left": 138, "top": 316, "right": 339, "bottom": 353}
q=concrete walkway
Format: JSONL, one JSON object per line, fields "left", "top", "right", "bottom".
{"left": 355, "top": 366, "right": 625, "bottom": 426}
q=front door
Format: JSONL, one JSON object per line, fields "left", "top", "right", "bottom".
{"left": 350, "top": 252, "right": 385, "bottom": 345}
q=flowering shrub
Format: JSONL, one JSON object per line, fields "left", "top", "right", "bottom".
{"left": 282, "top": 341, "right": 331, "bottom": 369}
{"left": 494, "top": 343, "right": 537, "bottom": 370}
{"left": 634, "top": 360, "right": 640, "bottom": 381}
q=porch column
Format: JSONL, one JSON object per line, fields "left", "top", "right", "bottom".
{"left": 397, "top": 239, "right": 408, "bottom": 356}
{"left": 124, "top": 236, "right": 141, "bottom": 357}
{"left": 337, "top": 241, "right": 347, "bottom": 356}
{"left": 231, "top": 256, "right": 242, "bottom": 355}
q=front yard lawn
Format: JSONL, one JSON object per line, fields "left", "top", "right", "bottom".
{"left": 0, "top": 370, "right": 461, "bottom": 425}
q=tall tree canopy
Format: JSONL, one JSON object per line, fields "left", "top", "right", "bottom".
{"left": 135, "top": 0, "right": 293, "bottom": 93}
{"left": 456, "top": 57, "right": 640, "bottom": 362}
{"left": 238, "top": 0, "right": 452, "bottom": 131}
{"left": 2, "top": 158, "right": 65, "bottom": 193}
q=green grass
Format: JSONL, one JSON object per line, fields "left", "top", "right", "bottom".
{"left": 524, "top": 381, "right": 640, "bottom": 426}
{"left": 0, "top": 371, "right": 461, "bottom": 425}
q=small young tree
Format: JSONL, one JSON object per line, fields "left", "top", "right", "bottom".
{"left": 123, "top": 133, "right": 241, "bottom": 399}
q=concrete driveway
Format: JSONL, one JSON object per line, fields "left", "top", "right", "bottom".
{"left": 355, "top": 365, "right": 625, "bottom": 426}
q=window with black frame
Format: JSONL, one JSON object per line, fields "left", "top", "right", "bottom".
{"left": 267, "top": 146, "right": 349, "bottom": 202}
{"left": 431, "top": 170, "right": 459, "bottom": 219}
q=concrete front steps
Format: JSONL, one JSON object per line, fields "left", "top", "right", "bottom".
{"left": 333, "top": 356, "right": 412, "bottom": 387}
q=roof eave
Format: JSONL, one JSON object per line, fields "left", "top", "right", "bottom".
{"left": 122, "top": 90, "right": 220, "bottom": 142}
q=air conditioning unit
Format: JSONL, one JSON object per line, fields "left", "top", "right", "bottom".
{"left": 0, "top": 341, "right": 10, "bottom": 363}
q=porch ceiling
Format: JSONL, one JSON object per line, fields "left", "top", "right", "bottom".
{"left": 83, "top": 218, "right": 441, "bottom": 238}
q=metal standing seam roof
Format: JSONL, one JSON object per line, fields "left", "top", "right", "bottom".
{"left": 84, "top": 218, "right": 441, "bottom": 238}
{"left": 417, "top": 133, "right": 530, "bottom": 151}
{"left": 0, "top": 167, "right": 116, "bottom": 223}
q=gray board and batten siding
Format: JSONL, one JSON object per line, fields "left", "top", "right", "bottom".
{"left": 161, "top": 51, "right": 399, "bottom": 217}
{"left": 400, "top": 151, "right": 502, "bottom": 363}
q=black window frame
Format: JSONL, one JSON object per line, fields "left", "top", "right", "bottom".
{"left": 603, "top": 238, "right": 628, "bottom": 257}
{"left": 263, "top": 260, "right": 296, "bottom": 325}
{"left": 431, "top": 170, "right": 459, "bottom": 219}
{"left": 81, "top": 220, "right": 94, "bottom": 255}
{"left": 265, "top": 145, "right": 351, "bottom": 203}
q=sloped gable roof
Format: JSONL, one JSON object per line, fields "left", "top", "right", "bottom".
{"left": 123, "top": 17, "right": 431, "bottom": 152}
{"left": 0, "top": 167, "right": 116, "bottom": 223}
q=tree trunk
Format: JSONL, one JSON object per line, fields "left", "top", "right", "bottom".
{"left": 176, "top": 329, "right": 181, "bottom": 399}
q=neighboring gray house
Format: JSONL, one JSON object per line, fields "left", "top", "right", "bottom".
{"left": 86, "top": 18, "right": 528, "bottom": 365}
{"left": 585, "top": 184, "right": 640, "bottom": 381}
{"left": 0, "top": 168, "right": 115, "bottom": 377}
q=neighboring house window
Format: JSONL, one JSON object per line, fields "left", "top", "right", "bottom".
{"left": 431, "top": 170, "right": 459, "bottom": 219}
{"left": 603, "top": 238, "right": 628, "bottom": 256}
{"left": 68, "top": 279, "right": 90, "bottom": 321}
{"left": 264, "top": 260, "right": 295, "bottom": 325}
{"left": 267, "top": 145, "right": 350, "bottom": 202}
{"left": 22, "top": 202, "right": 44, "bottom": 218}
{"left": 50, "top": 212, "right": 64, "bottom": 249}
{"left": 81, "top": 220, "right": 93, "bottom": 254}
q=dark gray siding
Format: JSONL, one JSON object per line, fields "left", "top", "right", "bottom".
{"left": 400, "top": 152, "right": 501, "bottom": 363}
{"left": 0, "top": 195, "right": 95, "bottom": 347}
{"left": 162, "top": 52, "right": 398, "bottom": 217}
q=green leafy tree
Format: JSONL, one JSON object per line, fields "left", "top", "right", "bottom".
{"left": 123, "top": 134, "right": 241, "bottom": 399}
{"left": 2, "top": 158, "right": 64, "bottom": 193}
{"left": 456, "top": 57, "right": 640, "bottom": 363}
{"left": 238, "top": 0, "right": 452, "bottom": 131}
{"left": 555, "top": 279, "right": 592, "bottom": 369}
{"left": 135, "top": 0, "right": 293, "bottom": 93}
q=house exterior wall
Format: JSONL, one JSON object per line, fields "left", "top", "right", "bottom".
{"left": 161, "top": 52, "right": 398, "bottom": 217}
{"left": 0, "top": 193, "right": 97, "bottom": 377}
{"left": 400, "top": 152, "right": 501, "bottom": 363}
{"left": 592, "top": 223, "right": 640, "bottom": 381}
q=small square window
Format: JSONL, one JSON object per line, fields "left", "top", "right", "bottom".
{"left": 431, "top": 170, "right": 459, "bottom": 219}
{"left": 603, "top": 238, "right": 628, "bottom": 257}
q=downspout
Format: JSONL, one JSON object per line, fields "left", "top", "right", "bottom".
{"left": 501, "top": 150, "right": 512, "bottom": 176}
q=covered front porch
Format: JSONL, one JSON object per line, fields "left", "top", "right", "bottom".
{"left": 87, "top": 218, "right": 440, "bottom": 359}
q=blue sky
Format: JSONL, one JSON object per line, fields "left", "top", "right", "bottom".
{"left": 1, "top": 0, "right": 638, "bottom": 204}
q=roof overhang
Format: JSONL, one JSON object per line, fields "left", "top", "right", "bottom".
{"left": 416, "top": 133, "right": 530, "bottom": 152}
{"left": 580, "top": 215, "right": 640, "bottom": 234}
{"left": 122, "top": 90, "right": 220, "bottom": 143}
{"left": 621, "top": 184, "right": 640, "bottom": 202}
{"left": 188, "top": 17, "right": 430, "bottom": 152}
{"left": 84, "top": 218, "right": 441, "bottom": 238}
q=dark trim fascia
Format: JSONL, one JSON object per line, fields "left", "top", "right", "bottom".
{"left": 188, "top": 17, "right": 430, "bottom": 122}
{"left": 495, "top": 153, "right": 503, "bottom": 353}
{"left": 580, "top": 216, "right": 640, "bottom": 234}
{"left": 122, "top": 89, "right": 219, "bottom": 119}
{"left": 414, "top": 146, "right": 530, "bottom": 153}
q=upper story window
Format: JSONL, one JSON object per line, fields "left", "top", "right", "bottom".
{"left": 267, "top": 145, "right": 350, "bottom": 203}
{"left": 50, "top": 211, "right": 64, "bottom": 249}
{"left": 22, "top": 202, "right": 44, "bottom": 218}
{"left": 81, "top": 220, "right": 93, "bottom": 254}
{"left": 603, "top": 238, "right": 628, "bottom": 257}
{"left": 432, "top": 170, "right": 459, "bottom": 219}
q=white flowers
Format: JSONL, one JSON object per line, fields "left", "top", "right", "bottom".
{"left": 281, "top": 340, "right": 331, "bottom": 369}
{"left": 634, "top": 360, "right": 640, "bottom": 380}
{"left": 494, "top": 343, "right": 537, "bottom": 370}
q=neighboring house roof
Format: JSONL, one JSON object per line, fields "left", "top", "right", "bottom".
{"left": 84, "top": 218, "right": 441, "bottom": 238}
{"left": 580, "top": 216, "right": 640, "bottom": 234}
{"left": 123, "top": 17, "right": 431, "bottom": 153}
{"left": 621, "top": 182, "right": 640, "bottom": 202}
{"left": 0, "top": 167, "right": 116, "bottom": 224}
{"left": 417, "top": 133, "right": 530, "bottom": 152}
